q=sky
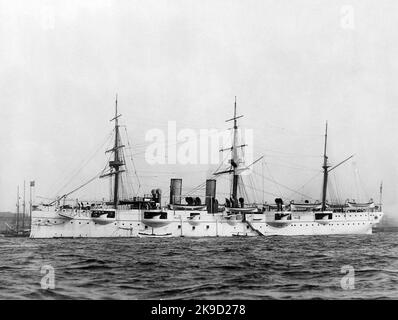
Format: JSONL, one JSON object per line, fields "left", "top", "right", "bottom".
{"left": 0, "top": 0, "right": 397, "bottom": 221}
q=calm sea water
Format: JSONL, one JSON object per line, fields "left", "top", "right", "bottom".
{"left": 0, "top": 232, "right": 397, "bottom": 299}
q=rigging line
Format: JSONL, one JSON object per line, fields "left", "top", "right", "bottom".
{"left": 262, "top": 160, "right": 265, "bottom": 203}
{"left": 49, "top": 129, "right": 114, "bottom": 194}
{"left": 126, "top": 124, "right": 229, "bottom": 147}
{"left": 332, "top": 174, "right": 342, "bottom": 204}
{"left": 260, "top": 120, "right": 326, "bottom": 136}
{"left": 128, "top": 115, "right": 228, "bottom": 131}
{"left": 258, "top": 147, "right": 322, "bottom": 158}
{"left": 243, "top": 183, "right": 285, "bottom": 199}
{"left": 249, "top": 169, "right": 305, "bottom": 198}
{"left": 264, "top": 162, "right": 284, "bottom": 197}
{"left": 52, "top": 130, "right": 114, "bottom": 198}
{"left": 129, "top": 128, "right": 231, "bottom": 156}
{"left": 286, "top": 171, "right": 322, "bottom": 200}
{"left": 327, "top": 179, "right": 336, "bottom": 204}
{"left": 49, "top": 166, "right": 106, "bottom": 205}
{"left": 261, "top": 162, "right": 319, "bottom": 172}
{"left": 120, "top": 147, "right": 135, "bottom": 198}
{"left": 185, "top": 181, "right": 207, "bottom": 196}
{"left": 253, "top": 172, "right": 315, "bottom": 200}
{"left": 137, "top": 169, "right": 213, "bottom": 174}
{"left": 246, "top": 174, "right": 257, "bottom": 204}
{"left": 352, "top": 166, "right": 360, "bottom": 201}
{"left": 123, "top": 127, "right": 141, "bottom": 195}
{"left": 356, "top": 169, "right": 370, "bottom": 200}
{"left": 184, "top": 134, "right": 235, "bottom": 197}
{"left": 263, "top": 158, "right": 321, "bottom": 172}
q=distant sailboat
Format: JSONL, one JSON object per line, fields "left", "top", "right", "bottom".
{"left": 4, "top": 185, "right": 30, "bottom": 237}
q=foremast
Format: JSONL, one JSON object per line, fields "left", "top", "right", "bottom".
{"left": 101, "top": 95, "right": 125, "bottom": 209}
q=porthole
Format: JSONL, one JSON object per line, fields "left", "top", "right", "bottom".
{"left": 192, "top": 226, "right": 196, "bottom": 230}
{"left": 207, "top": 225, "right": 210, "bottom": 229}
{"left": 178, "top": 225, "right": 181, "bottom": 229}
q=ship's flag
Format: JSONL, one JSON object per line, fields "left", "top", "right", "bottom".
{"left": 30, "top": 181, "right": 35, "bottom": 187}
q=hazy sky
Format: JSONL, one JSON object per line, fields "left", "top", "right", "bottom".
{"left": 0, "top": 0, "right": 397, "bottom": 218}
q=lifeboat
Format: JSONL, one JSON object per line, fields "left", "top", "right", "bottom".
{"left": 91, "top": 210, "right": 116, "bottom": 225}
{"left": 224, "top": 213, "right": 243, "bottom": 226}
{"left": 142, "top": 211, "right": 170, "bottom": 228}
{"left": 314, "top": 212, "right": 332, "bottom": 224}
{"left": 266, "top": 221, "right": 290, "bottom": 228}
{"left": 226, "top": 207, "right": 258, "bottom": 213}
{"left": 347, "top": 201, "right": 375, "bottom": 209}
{"left": 169, "top": 204, "right": 206, "bottom": 211}
{"left": 58, "top": 209, "right": 77, "bottom": 220}
{"left": 187, "top": 213, "right": 202, "bottom": 226}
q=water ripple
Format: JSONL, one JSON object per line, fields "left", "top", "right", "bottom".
{"left": 0, "top": 232, "right": 397, "bottom": 299}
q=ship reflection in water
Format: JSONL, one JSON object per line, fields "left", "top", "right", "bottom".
{"left": 0, "top": 232, "right": 397, "bottom": 299}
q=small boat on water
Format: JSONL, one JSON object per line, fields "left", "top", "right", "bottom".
{"left": 4, "top": 223, "right": 30, "bottom": 237}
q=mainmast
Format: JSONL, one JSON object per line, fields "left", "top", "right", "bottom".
{"left": 215, "top": 97, "right": 246, "bottom": 208}
{"left": 321, "top": 121, "right": 330, "bottom": 211}
{"left": 231, "top": 97, "right": 240, "bottom": 207}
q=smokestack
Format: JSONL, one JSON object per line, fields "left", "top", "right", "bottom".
{"left": 205, "top": 179, "right": 217, "bottom": 213}
{"left": 170, "top": 179, "right": 182, "bottom": 205}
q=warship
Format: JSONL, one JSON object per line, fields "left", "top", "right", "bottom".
{"left": 30, "top": 98, "right": 384, "bottom": 238}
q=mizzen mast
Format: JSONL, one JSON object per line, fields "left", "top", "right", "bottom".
{"left": 321, "top": 121, "right": 330, "bottom": 211}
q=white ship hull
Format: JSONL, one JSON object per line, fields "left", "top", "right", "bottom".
{"left": 30, "top": 208, "right": 384, "bottom": 238}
